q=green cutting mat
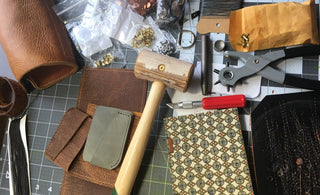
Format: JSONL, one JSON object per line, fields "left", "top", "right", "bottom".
{"left": 0, "top": 0, "right": 319, "bottom": 194}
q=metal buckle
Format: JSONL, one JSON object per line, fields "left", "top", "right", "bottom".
{"left": 177, "top": 30, "right": 196, "bottom": 49}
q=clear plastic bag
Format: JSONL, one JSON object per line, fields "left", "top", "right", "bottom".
{"left": 156, "top": 0, "right": 185, "bottom": 29}
{"left": 127, "top": 0, "right": 157, "bottom": 16}
{"left": 89, "top": 39, "right": 125, "bottom": 67}
{"left": 53, "top": 0, "right": 178, "bottom": 66}
{"left": 154, "top": 30, "right": 177, "bottom": 56}
{"left": 52, "top": 0, "right": 87, "bottom": 25}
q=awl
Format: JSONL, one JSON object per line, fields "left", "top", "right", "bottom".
{"left": 167, "top": 94, "right": 246, "bottom": 109}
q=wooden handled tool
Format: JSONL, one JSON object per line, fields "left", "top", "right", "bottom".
{"left": 112, "top": 50, "right": 194, "bottom": 195}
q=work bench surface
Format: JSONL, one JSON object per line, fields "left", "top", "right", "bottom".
{"left": 0, "top": 0, "right": 319, "bottom": 194}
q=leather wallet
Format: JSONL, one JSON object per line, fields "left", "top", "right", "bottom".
{"left": 0, "top": 0, "right": 78, "bottom": 91}
{"left": 45, "top": 106, "right": 142, "bottom": 188}
{"left": 45, "top": 67, "right": 148, "bottom": 191}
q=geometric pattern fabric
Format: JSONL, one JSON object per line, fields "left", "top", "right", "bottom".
{"left": 164, "top": 108, "right": 254, "bottom": 195}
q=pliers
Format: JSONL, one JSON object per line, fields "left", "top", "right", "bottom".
{"left": 214, "top": 45, "right": 320, "bottom": 91}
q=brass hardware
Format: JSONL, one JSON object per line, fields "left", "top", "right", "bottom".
{"left": 130, "top": 27, "right": 155, "bottom": 48}
{"left": 158, "top": 64, "right": 165, "bottom": 71}
{"left": 237, "top": 33, "right": 250, "bottom": 48}
{"left": 94, "top": 53, "right": 115, "bottom": 67}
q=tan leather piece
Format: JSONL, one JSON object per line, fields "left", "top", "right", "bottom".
{"left": 0, "top": 0, "right": 78, "bottom": 90}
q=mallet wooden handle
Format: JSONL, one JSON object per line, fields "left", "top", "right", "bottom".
{"left": 112, "top": 81, "right": 166, "bottom": 195}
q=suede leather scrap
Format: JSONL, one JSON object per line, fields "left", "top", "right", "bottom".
{"left": 44, "top": 108, "right": 91, "bottom": 170}
{"left": 77, "top": 68, "right": 147, "bottom": 113}
{"left": 83, "top": 106, "right": 133, "bottom": 170}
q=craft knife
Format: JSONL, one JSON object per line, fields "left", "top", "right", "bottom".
{"left": 167, "top": 94, "right": 246, "bottom": 109}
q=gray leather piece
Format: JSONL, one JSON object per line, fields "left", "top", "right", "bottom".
{"left": 83, "top": 106, "right": 133, "bottom": 170}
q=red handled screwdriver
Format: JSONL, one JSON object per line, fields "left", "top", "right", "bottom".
{"left": 166, "top": 94, "right": 246, "bottom": 110}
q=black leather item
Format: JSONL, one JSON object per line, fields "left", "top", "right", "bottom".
{"left": 251, "top": 91, "right": 320, "bottom": 195}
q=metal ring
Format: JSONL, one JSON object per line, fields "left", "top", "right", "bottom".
{"left": 177, "top": 30, "right": 196, "bottom": 49}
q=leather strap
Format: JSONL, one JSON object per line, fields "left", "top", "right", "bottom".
{"left": 0, "top": 76, "right": 27, "bottom": 117}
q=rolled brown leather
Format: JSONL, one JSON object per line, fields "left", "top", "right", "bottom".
{"left": 0, "top": 77, "right": 27, "bottom": 117}
{"left": 0, "top": 0, "right": 78, "bottom": 90}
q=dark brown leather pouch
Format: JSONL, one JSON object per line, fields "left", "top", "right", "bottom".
{"left": 45, "top": 67, "right": 147, "bottom": 192}
{"left": 0, "top": 0, "right": 78, "bottom": 91}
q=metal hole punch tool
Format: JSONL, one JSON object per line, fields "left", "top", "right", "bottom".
{"left": 214, "top": 45, "right": 320, "bottom": 91}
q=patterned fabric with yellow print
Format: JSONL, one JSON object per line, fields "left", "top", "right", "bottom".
{"left": 164, "top": 108, "right": 254, "bottom": 195}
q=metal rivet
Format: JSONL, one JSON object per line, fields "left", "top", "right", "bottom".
{"left": 296, "top": 158, "right": 303, "bottom": 166}
{"left": 214, "top": 40, "right": 225, "bottom": 52}
{"left": 158, "top": 64, "right": 165, "bottom": 71}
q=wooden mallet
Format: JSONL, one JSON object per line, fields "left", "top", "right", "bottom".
{"left": 112, "top": 50, "right": 194, "bottom": 195}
